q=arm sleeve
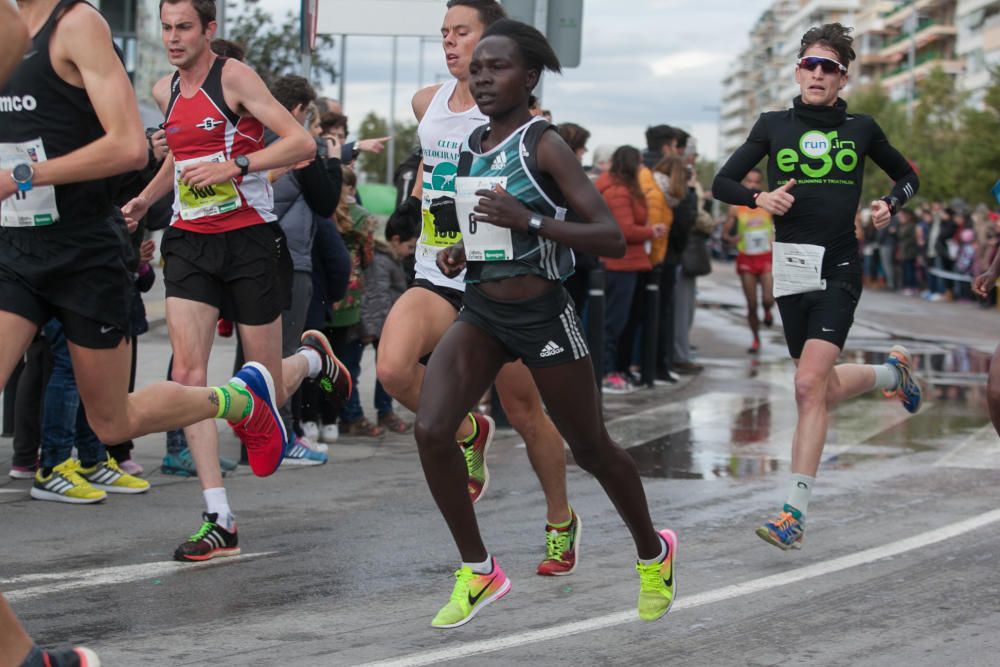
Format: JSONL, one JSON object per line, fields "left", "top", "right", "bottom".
{"left": 867, "top": 119, "right": 919, "bottom": 206}
{"left": 316, "top": 217, "right": 352, "bottom": 303}
{"left": 712, "top": 114, "right": 770, "bottom": 206}
{"left": 341, "top": 141, "right": 356, "bottom": 164}
{"left": 295, "top": 152, "right": 339, "bottom": 218}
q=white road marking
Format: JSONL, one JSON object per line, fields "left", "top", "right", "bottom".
{"left": 356, "top": 508, "right": 1000, "bottom": 667}
{"left": 3, "top": 552, "right": 276, "bottom": 602}
{"left": 0, "top": 489, "right": 24, "bottom": 494}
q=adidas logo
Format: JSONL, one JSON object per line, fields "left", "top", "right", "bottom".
{"left": 539, "top": 340, "right": 564, "bottom": 358}
{"left": 491, "top": 151, "right": 508, "bottom": 171}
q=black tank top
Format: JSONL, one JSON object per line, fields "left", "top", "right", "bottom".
{"left": 0, "top": 0, "right": 114, "bottom": 225}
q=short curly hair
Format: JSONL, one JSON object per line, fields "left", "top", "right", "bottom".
{"left": 799, "top": 22, "right": 856, "bottom": 66}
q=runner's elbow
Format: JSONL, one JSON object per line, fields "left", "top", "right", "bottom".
{"left": 122, "top": 138, "right": 148, "bottom": 171}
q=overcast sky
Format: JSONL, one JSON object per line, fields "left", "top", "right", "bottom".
{"left": 253, "top": 0, "right": 773, "bottom": 162}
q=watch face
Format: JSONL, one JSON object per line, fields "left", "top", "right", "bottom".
{"left": 12, "top": 164, "right": 32, "bottom": 183}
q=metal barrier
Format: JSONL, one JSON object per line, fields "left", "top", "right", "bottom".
{"left": 640, "top": 265, "right": 662, "bottom": 387}
{"left": 587, "top": 268, "right": 606, "bottom": 390}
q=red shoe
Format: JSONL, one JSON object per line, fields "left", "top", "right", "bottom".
{"left": 228, "top": 362, "right": 286, "bottom": 477}
{"left": 217, "top": 318, "right": 234, "bottom": 338}
{"left": 537, "top": 510, "right": 581, "bottom": 576}
{"left": 748, "top": 338, "right": 761, "bottom": 354}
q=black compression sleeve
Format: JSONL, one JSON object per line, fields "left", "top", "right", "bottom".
{"left": 296, "top": 155, "right": 338, "bottom": 218}
{"left": 867, "top": 119, "right": 919, "bottom": 206}
{"left": 712, "top": 115, "right": 770, "bottom": 207}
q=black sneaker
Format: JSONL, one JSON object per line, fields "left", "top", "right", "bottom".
{"left": 300, "top": 329, "right": 353, "bottom": 411}
{"left": 174, "top": 512, "right": 240, "bottom": 562}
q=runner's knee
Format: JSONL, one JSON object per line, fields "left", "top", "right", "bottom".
{"left": 170, "top": 363, "right": 207, "bottom": 388}
{"left": 377, "top": 354, "right": 416, "bottom": 398}
{"left": 794, "top": 370, "right": 828, "bottom": 407}
{"left": 414, "top": 414, "right": 457, "bottom": 454}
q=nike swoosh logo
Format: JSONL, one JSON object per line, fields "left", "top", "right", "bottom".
{"left": 467, "top": 575, "right": 497, "bottom": 606}
{"left": 22, "top": 50, "right": 37, "bottom": 60}
{"left": 100, "top": 325, "right": 115, "bottom": 334}
{"left": 663, "top": 567, "right": 673, "bottom": 588}
{"left": 822, "top": 327, "right": 835, "bottom": 333}
{"left": 837, "top": 261, "right": 850, "bottom": 266}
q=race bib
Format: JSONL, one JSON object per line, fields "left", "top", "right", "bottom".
{"left": 0, "top": 138, "right": 59, "bottom": 227}
{"left": 175, "top": 152, "right": 241, "bottom": 221}
{"left": 744, "top": 229, "right": 771, "bottom": 255}
{"left": 772, "top": 242, "right": 826, "bottom": 298}
{"left": 455, "top": 176, "right": 512, "bottom": 262}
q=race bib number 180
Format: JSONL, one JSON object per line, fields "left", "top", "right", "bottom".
{"left": 175, "top": 152, "right": 241, "bottom": 221}
{"left": 0, "top": 138, "right": 59, "bottom": 227}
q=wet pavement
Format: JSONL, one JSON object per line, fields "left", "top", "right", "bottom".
{"left": 2, "top": 262, "right": 1000, "bottom": 666}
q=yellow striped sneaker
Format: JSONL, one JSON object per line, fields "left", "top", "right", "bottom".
{"left": 31, "top": 459, "right": 106, "bottom": 504}
{"left": 78, "top": 454, "right": 150, "bottom": 494}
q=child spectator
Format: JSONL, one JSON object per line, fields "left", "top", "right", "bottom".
{"left": 360, "top": 204, "right": 419, "bottom": 433}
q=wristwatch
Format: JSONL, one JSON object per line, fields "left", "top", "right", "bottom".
{"left": 11, "top": 163, "right": 33, "bottom": 192}
{"left": 234, "top": 155, "right": 250, "bottom": 177}
{"left": 881, "top": 195, "right": 900, "bottom": 216}
{"left": 526, "top": 213, "right": 544, "bottom": 236}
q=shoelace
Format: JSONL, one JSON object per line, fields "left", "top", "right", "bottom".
{"left": 545, "top": 528, "right": 571, "bottom": 561}
{"left": 463, "top": 441, "right": 482, "bottom": 475}
{"left": 449, "top": 568, "right": 475, "bottom": 604}
{"left": 188, "top": 521, "right": 216, "bottom": 542}
{"left": 771, "top": 512, "right": 801, "bottom": 538}
{"left": 636, "top": 561, "right": 665, "bottom": 590}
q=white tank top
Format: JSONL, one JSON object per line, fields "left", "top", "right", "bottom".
{"left": 414, "top": 79, "right": 489, "bottom": 288}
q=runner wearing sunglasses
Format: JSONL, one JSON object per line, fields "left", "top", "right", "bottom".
{"left": 712, "top": 22, "right": 923, "bottom": 551}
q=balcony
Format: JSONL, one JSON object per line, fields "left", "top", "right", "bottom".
{"left": 879, "top": 20, "right": 958, "bottom": 59}
{"left": 879, "top": 55, "right": 964, "bottom": 90}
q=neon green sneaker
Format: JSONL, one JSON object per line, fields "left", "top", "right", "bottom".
{"left": 431, "top": 558, "right": 511, "bottom": 629}
{"left": 79, "top": 454, "right": 150, "bottom": 494}
{"left": 636, "top": 528, "right": 677, "bottom": 621}
{"left": 462, "top": 413, "right": 494, "bottom": 503}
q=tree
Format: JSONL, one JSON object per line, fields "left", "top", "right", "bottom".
{"left": 226, "top": 0, "right": 337, "bottom": 88}
{"left": 957, "top": 70, "right": 1000, "bottom": 206}
{"left": 847, "top": 83, "right": 908, "bottom": 205}
{"left": 356, "top": 111, "right": 419, "bottom": 184}
{"left": 909, "top": 67, "right": 966, "bottom": 203}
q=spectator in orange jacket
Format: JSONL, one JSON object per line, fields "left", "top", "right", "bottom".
{"left": 596, "top": 146, "right": 665, "bottom": 393}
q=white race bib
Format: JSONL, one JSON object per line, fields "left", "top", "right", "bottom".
{"left": 0, "top": 138, "right": 59, "bottom": 227}
{"left": 175, "top": 152, "right": 241, "bottom": 220}
{"left": 743, "top": 228, "right": 771, "bottom": 255}
{"left": 772, "top": 242, "right": 826, "bottom": 298}
{"left": 455, "top": 176, "right": 512, "bottom": 262}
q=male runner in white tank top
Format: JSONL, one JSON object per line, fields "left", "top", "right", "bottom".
{"left": 377, "top": 0, "right": 579, "bottom": 576}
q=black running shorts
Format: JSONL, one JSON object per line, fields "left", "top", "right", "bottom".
{"left": 162, "top": 222, "right": 292, "bottom": 325}
{"left": 0, "top": 212, "right": 131, "bottom": 349}
{"left": 411, "top": 277, "right": 464, "bottom": 313}
{"left": 777, "top": 274, "right": 862, "bottom": 359}
{"left": 458, "top": 283, "right": 589, "bottom": 368}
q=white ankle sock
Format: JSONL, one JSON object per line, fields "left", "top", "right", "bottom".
{"left": 203, "top": 487, "right": 234, "bottom": 530}
{"left": 637, "top": 535, "right": 667, "bottom": 565}
{"left": 463, "top": 555, "right": 493, "bottom": 574}
{"left": 298, "top": 347, "right": 323, "bottom": 379}
{"left": 786, "top": 473, "right": 815, "bottom": 516}
{"left": 871, "top": 363, "right": 900, "bottom": 391}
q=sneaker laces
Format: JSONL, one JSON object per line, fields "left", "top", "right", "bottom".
{"left": 545, "top": 528, "right": 570, "bottom": 562}
{"left": 636, "top": 561, "right": 664, "bottom": 590}
{"left": 771, "top": 511, "right": 800, "bottom": 536}
{"left": 188, "top": 520, "right": 216, "bottom": 542}
{"left": 449, "top": 568, "right": 474, "bottom": 604}
{"left": 463, "top": 440, "right": 482, "bottom": 474}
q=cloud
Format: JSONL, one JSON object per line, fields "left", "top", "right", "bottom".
{"left": 649, "top": 51, "right": 729, "bottom": 78}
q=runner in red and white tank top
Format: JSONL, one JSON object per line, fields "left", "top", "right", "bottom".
{"left": 163, "top": 56, "right": 273, "bottom": 233}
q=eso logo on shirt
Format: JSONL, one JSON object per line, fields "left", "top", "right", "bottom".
{"left": 0, "top": 95, "right": 38, "bottom": 112}
{"left": 776, "top": 130, "right": 859, "bottom": 179}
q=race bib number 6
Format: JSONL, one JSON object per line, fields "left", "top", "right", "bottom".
{"left": 175, "top": 152, "right": 241, "bottom": 221}
{"left": 455, "top": 176, "right": 512, "bottom": 261}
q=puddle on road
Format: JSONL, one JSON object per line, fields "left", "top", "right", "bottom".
{"left": 625, "top": 342, "right": 993, "bottom": 480}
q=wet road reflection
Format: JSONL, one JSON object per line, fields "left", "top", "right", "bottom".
{"left": 625, "top": 342, "right": 994, "bottom": 480}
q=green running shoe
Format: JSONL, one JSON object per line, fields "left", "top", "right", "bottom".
{"left": 636, "top": 528, "right": 677, "bottom": 621}
{"left": 462, "top": 413, "right": 494, "bottom": 504}
{"left": 431, "top": 558, "right": 511, "bottom": 629}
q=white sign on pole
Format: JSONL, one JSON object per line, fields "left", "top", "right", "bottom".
{"left": 317, "top": 0, "right": 444, "bottom": 37}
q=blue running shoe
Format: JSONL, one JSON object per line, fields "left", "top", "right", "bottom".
{"left": 884, "top": 344, "right": 921, "bottom": 414}
{"left": 162, "top": 448, "right": 238, "bottom": 477}
{"left": 755, "top": 504, "right": 804, "bottom": 551}
{"left": 230, "top": 362, "right": 287, "bottom": 477}
{"left": 284, "top": 437, "right": 328, "bottom": 466}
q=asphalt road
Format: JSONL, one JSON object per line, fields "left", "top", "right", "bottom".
{"left": 2, "top": 264, "right": 998, "bottom": 666}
